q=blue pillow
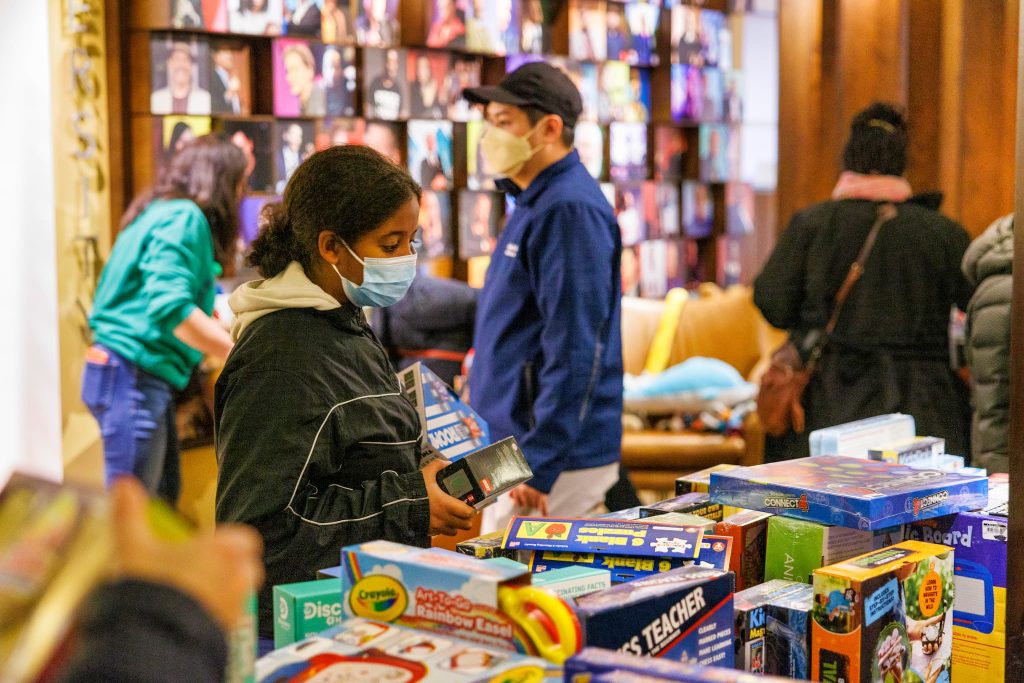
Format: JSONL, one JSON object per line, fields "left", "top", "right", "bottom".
{"left": 625, "top": 357, "right": 747, "bottom": 400}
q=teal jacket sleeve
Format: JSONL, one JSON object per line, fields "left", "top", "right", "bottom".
{"left": 139, "top": 205, "right": 210, "bottom": 331}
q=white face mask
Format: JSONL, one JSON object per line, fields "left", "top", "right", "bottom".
{"left": 478, "top": 120, "right": 547, "bottom": 177}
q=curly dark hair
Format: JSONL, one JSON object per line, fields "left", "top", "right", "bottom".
{"left": 249, "top": 145, "right": 422, "bottom": 278}
{"left": 842, "top": 102, "right": 908, "bottom": 176}
{"left": 121, "top": 135, "right": 247, "bottom": 269}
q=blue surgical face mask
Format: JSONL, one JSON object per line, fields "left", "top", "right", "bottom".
{"left": 331, "top": 241, "right": 417, "bottom": 308}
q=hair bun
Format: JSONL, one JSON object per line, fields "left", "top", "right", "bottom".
{"left": 247, "top": 202, "right": 297, "bottom": 277}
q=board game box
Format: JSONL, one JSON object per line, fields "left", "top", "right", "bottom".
{"left": 710, "top": 456, "right": 988, "bottom": 530}
{"left": 676, "top": 464, "right": 742, "bottom": 495}
{"left": 273, "top": 579, "right": 342, "bottom": 648}
{"left": 456, "top": 531, "right": 528, "bottom": 562}
{"left": 715, "top": 510, "right": 771, "bottom": 590}
{"left": 397, "top": 362, "right": 489, "bottom": 461}
{"left": 641, "top": 492, "right": 725, "bottom": 521}
{"left": 809, "top": 414, "right": 915, "bottom": 458}
{"left": 764, "top": 583, "right": 813, "bottom": 680}
{"left": 867, "top": 437, "right": 945, "bottom": 465}
{"left": 502, "top": 517, "right": 705, "bottom": 559}
{"left": 733, "top": 579, "right": 807, "bottom": 674}
{"left": 564, "top": 647, "right": 798, "bottom": 682}
{"left": 530, "top": 566, "right": 612, "bottom": 601}
{"left": 764, "top": 516, "right": 904, "bottom": 585}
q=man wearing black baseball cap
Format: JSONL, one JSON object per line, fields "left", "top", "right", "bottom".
{"left": 463, "top": 63, "right": 624, "bottom": 531}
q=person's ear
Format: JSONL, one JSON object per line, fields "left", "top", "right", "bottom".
{"left": 318, "top": 230, "right": 343, "bottom": 265}
{"left": 537, "top": 115, "right": 562, "bottom": 145}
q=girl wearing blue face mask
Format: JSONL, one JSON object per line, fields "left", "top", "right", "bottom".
{"left": 214, "top": 145, "right": 476, "bottom": 650}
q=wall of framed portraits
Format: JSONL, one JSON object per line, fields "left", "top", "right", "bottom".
{"left": 121, "top": 0, "right": 778, "bottom": 295}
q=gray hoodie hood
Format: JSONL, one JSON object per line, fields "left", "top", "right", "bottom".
{"left": 229, "top": 261, "right": 341, "bottom": 340}
{"left": 962, "top": 214, "right": 1013, "bottom": 288}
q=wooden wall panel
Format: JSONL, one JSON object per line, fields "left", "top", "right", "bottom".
{"left": 906, "top": 0, "right": 943, "bottom": 193}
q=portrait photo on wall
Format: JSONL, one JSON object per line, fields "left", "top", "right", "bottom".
{"left": 364, "top": 120, "right": 404, "bottom": 164}
{"left": 575, "top": 122, "right": 606, "bottom": 180}
{"left": 609, "top": 122, "right": 648, "bottom": 183}
{"left": 173, "top": 0, "right": 205, "bottom": 28}
{"left": 657, "top": 182, "right": 681, "bottom": 238}
{"left": 156, "top": 116, "right": 212, "bottom": 171}
{"left": 640, "top": 240, "right": 668, "bottom": 299}
{"left": 624, "top": 68, "right": 651, "bottom": 122}
{"left": 273, "top": 39, "right": 324, "bottom": 117}
{"left": 726, "top": 181, "right": 755, "bottom": 235}
{"left": 209, "top": 40, "right": 252, "bottom": 115}
{"left": 670, "top": 63, "right": 704, "bottom": 122}
{"left": 275, "top": 119, "right": 316, "bottom": 192}
{"left": 682, "top": 180, "right": 714, "bottom": 239}
{"left": 569, "top": 0, "right": 607, "bottom": 62}
{"left": 702, "top": 67, "right": 725, "bottom": 122}
{"left": 447, "top": 55, "right": 483, "bottom": 121}
{"left": 519, "top": 0, "right": 550, "bottom": 54}
{"left": 407, "top": 50, "right": 450, "bottom": 119}
{"left": 700, "top": 9, "right": 727, "bottom": 68}
{"left": 653, "top": 126, "right": 687, "bottom": 182}
{"left": 316, "top": 116, "right": 365, "bottom": 149}
{"left": 466, "top": 120, "right": 497, "bottom": 190}
{"left": 357, "top": 0, "right": 400, "bottom": 47}
{"left": 598, "top": 61, "right": 630, "bottom": 122}
{"left": 364, "top": 47, "right": 408, "bottom": 120}
{"left": 228, "top": 0, "right": 283, "bottom": 35}
{"left": 239, "top": 194, "right": 280, "bottom": 246}
{"left": 624, "top": 0, "right": 660, "bottom": 66}
{"left": 665, "top": 238, "right": 686, "bottom": 290}
{"left": 458, "top": 190, "right": 503, "bottom": 259}
{"left": 427, "top": 0, "right": 466, "bottom": 49}
{"left": 150, "top": 34, "right": 212, "bottom": 115}
{"left": 621, "top": 244, "right": 640, "bottom": 296}
{"left": 283, "top": 0, "right": 324, "bottom": 37}
{"left": 418, "top": 190, "right": 454, "bottom": 259}
{"left": 671, "top": 4, "right": 703, "bottom": 66}
{"left": 320, "top": 0, "right": 355, "bottom": 43}
{"left": 699, "top": 123, "right": 731, "bottom": 183}
{"left": 717, "top": 235, "right": 743, "bottom": 286}
{"left": 408, "top": 120, "right": 454, "bottom": 190}
{"left": 221, "top": 119, "right": 275, "bottom": 192}
{"left": 201, "top": 0, "right": 229, "bottom": 32}
{"left": 615, "top": 184, "right": 647, "bottom": 247}
{"left": 465, "top": 0, "right": 519, "bottom": 56}
{"left": 578, "top": 63, "right": 601, "bottom": 123}
{"left": 642, "top": 182, "right": 662, "bottom": 239}
{"left": 725, "top": 71, "right": 744, "bottom": 123}
{"left": 605, "top": 2, "right": 630, "bottom": 63}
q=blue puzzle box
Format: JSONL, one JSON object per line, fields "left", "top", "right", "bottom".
{"left": 502, "top": 517, "right": 705, "bottom": 559}
{"left": 709, "top": 456, "right": 988, "bottom": 530}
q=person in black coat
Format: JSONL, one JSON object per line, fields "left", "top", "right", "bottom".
{"left": 753, "top": 103, "right": 972, "bottom": 461}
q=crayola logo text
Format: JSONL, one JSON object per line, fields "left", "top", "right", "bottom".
{"left": 349, "top": 575, "right": 408, "bottom": 622}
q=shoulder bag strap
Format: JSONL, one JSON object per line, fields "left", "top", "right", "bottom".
{"left": 806, "top": 202, "right": 897, "bottom": 371}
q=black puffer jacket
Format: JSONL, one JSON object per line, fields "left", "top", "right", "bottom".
{"left": 754, "top": 197, "right": 973, "bottom": 460}
{"left": 962, "top": 214, "right": 1013, "bottom": 473}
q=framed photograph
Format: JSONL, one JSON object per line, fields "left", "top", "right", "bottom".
{"left": 699, "top": 123, "right": 730, "bottom": 183}
{"left": 624, "top": 1, "right": 660, "bottom": 67}
{"left": 615, "top": 184, "right": 646, "bottom": 246}
{"left": 717, "top": 235, "right": 743, "bottom": 286}
{"left": 579, "top": 63, "right": 601, "bottom": 124}
{"left": 665, "top": 238, "right": 686, "bottom": 290}
{"left": 726, "top": 181, "right": 755, "bottom": 235}
{"left": 418, "top": 190, "right": 454, "bottom": 259}
{"left": 321, "top": 0, "right": 355, "bottom": 43}
{"left": 653, "top": 126, "right": 687, "bottom": 182}
{"left": 150, "top": 34, "right": 211, "bottom": 115}
{"left": 575, "top": 122, "right": 605, "bottom": 180}
{"left": 363, "top": 48, "right": 408, "bottom": 120}
{"left": 364, "top": 120, "right": 404, "bottom": 164}
{"left": 466, "top": 120, "right": 496, "bottom": 190}
{"left": 642, "top": 182, "right": 662, "bottom": 239}
{"left": 702, "top": 67, "right": 725, "bottom": 122}
{"left": 568, "top": 0, "right": 607, "bottom": 62}
{"left": 209, "top": 40, "right": 251, "bottom": 115}
{"left": 465, "top": 0, "right": 519, "bottom": 56}
{"left": 408, "top": 120, "right": 454, "bottom": 191}
{"left": 157, "top": 116, "right": 212, "bottom": 169}
{"left": 407, "top": 50, "right": 451, "bottom": 119}
{"left": 682, "top": 180, "right": 714, "bottom": 238}
{"left": 624, "top": 68, "right": 651, "bottom": 122}
{"left": 322, "top": 45, "right": 358, "bottom": 117}
{"left": 671, "top": 4, "right": 703, "bottom": 66}
{"left": 222, "top": 119, "right": 275, "bottom": 193}
{"left": 683, "top": 238, "right": 704, "bottom": 285}
{"left": 316, "top": 116, "right": 364, "bottom": 149}
{"left": 173, "top": 0, "right": 206, "bottom": 28}
{"left": 283, "top": 0, "right": 323, "bottom": 37}
{"left": 458, "top": 190, "right": 503, "bottom": 259}
{"left": 426, "top": 0, "right": 467, "bottom": 49}
{"left": 609, "top": 122, "right": 648, "bottom": 182}
{"left": 640, "top": 240, "right": 668, "bottom": 298}
{"left": 202, "top": 0, "right": 230, "bottom": 31}
{"left": 605, "top": 2, "right": 630, "bottom": 63}
{"left": 275, "top": 119, "right": 317, "bottom": 193}
{"left": 447, "top": 55, "right": 483, "bottom": 121}
{"left": 700, "top": 10, "right": 727, "bottom": 68}
{"left": 519, "top": 0, "right": 550, "bottom": 54}
{"left": 356, "top": 0, "right": 400, "bottom": 47}
{"left": 273, "top": 39, "right": 322, "bottom": 117}
{"left": 621, "top": 245, "right": 640, "bottom": 296}
{"left": 598, "top": 61, "right": 630, "bottom": 122}
{"left": 657, "top": 182, "right": 681, "bottom": 237}
{"left": 670, "top": 64, "right": 704, "bottom": 122}
{"left": 228, "top": 0, "right": 283, "bottom": 35}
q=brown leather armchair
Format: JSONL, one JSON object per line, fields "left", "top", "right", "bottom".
{"left": 621, "top": 285, "right": 785, "bottom": 493}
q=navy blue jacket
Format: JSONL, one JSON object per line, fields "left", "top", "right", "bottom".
{"left": 468, "top": 151, "right": 623, "bottom": 493}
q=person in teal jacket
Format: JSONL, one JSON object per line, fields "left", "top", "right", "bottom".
{"left": 84, "top": 136, "right": 246, "bottom": 503}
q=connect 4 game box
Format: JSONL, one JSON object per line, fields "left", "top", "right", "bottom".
{"left": 398, "top": 362, "right": 489, "bottom": 461}
{"left": 710, "top": 456, "right": 988, "bottom": 530}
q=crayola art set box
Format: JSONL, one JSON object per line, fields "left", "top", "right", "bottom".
{"left": 676, "top": 464, "right": 742, "bottom": 495}
{"left": 341, "top": 541, "right": 542, "bottom": 654}
{"left": 715, "top": 510, "right": 771, "bottom": 590}
{"left": 530, "top": 566, "right": 612, "bottom": 601}
{"left": 397, "top": 362, "right": 490, "bottom": 461}
{"left": 732, "top": 579, "right": 807, "bottom": 674}
{"left": 564, "top": 648, "right": 799, "bottom": 683}
{"left": 273, "top": 579, "right": 343, "bottom": 648}
{"left": 503, "top": 517, "right": 705, "bottom": 559}
{"left": 641, "top": 492, "right": 725, "bottom": 521}
{"left": 905, "top": 504, "right": 1007, "bottom": 680}
{"left": 764, "top": 516, "right": 904, "bottom": 585}
{"left": 256, "top": 618, "right": 560, "bottom": 682}
{"left": 710, "top": 456, "right": 988, "bottom": 530}
{"left": 573, "top": 567, "right": 735, "bottom": 667}
{"left": 811, "top": 541, "right": 955, "bottom": 683}
{"left": 809, "top": 413, "right": 916, "bottom": 458}
{"left": 764, "top": 583, "right": 813, "bottom": 680}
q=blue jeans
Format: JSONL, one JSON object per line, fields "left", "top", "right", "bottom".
{"left": 81, "top": 345, "right": 180, "bottom": 504}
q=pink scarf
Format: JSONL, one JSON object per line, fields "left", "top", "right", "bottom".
{"left": 832, "top": 172, "right": 913, "bottom": 202}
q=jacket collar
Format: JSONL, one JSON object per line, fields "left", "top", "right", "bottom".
{"left": 495, "top": 150, "right": 581, "bottom": 206}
